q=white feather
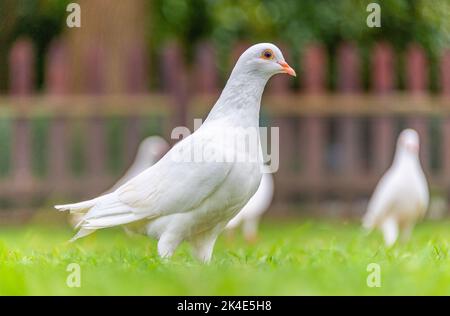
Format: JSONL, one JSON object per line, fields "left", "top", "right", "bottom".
{"left": 226, "top": 165, "right": 274, "bottom": 241}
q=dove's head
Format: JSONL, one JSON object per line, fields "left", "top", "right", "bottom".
{"left": 397, "top": 129, "right": 420, "bottom": 155}
{"left": 233, "top": 43, "right": 296, "bottom": 79}
{"left": 136, "top": 136, "right": 169, "bottom": 163}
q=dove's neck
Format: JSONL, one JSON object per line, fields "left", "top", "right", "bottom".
{"left": 393, "top": 149, "right": 421, "bottom": 170}
{"left": 205, "top": 71, "right": 269, "bottom": 128}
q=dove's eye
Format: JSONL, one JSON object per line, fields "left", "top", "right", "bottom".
{"left": 261, "top": 49, "right": 274, "bottom": 60}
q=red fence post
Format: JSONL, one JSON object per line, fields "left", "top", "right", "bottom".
{"left": 406, "top": 44, "right": 429, "bottom": 171}
{"left": 336, "top": 42, "right": 362, "bottom": 179}
{"left": 440, "top": 49, "right": 450, "bottom": 182}
{"left": 85, "top": 45, "right": 107, "bottom": 181}
{"left": 162, "top": 42, "right": 188, "bottom": 136}
{"left": 302, "top": 44, "right": 327, "bottom": 192}
{"left": 371, "top": 42, "right": 396, "bottom": 175}
{"left": 46, "top": 39, "right": 70, "bottom": 187}
{"left": 194, "top": 41, "right": 219, "bottom": 95}
{"left": 9, "top": 39, "right": 34, "bottom": 187}
{"left": 123, "top": 40, "right": 149, "bottom": 164}
{"left": 303, "top": 44, "right": 327, "bottom": 93}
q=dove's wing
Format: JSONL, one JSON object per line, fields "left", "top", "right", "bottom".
{"left": 118, "top": 128, "right": 234, "bottom": 213}
{"left": 363, "top": 168, "right": 398, "bottom": 229}
{"left": 117, "top": 158, "right": 232, "bottom": 216}
{"left": 68, "top": 129, "right": 234, "bottom": 230}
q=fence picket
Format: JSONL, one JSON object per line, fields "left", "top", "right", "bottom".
{"left": 337, "top": 42, "right": 362, "bottom": 179}
{"left": 123, "top": 40, "right": 148, "bottom": 163}
{"left": 9, "top": 39, "right": 34, "bottom": 187}
{"left": 406, "top": 44, "right": 429, "bottom": 172}
{"left": 302, "top": 44, "right": 327, "bottom": 192}
{"left": 372, "top": 42, "right": 395, "bottom": 175}
{"left": 441, "top": 49, "right": 450, "bottom": 182}
{"left": 47, "top": 39, "right": 70, "bottom": 186}
{"left": 162, "top": 42, "right": 188, "bottom": 134}
{"left": 85, "top": 45, "right": 107, "bottom": 179}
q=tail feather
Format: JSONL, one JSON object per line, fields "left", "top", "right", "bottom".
{"left": 82, "top": 213, "right": 142, "bottom": 229}
{"left": 55, "top": 192, "right": 148, "bottom": 241}
{"left": 70, "top": 228, "right": 96, "bottom": 242}
{"left": 55, "top": 198, "right": 98, "bottom": 214}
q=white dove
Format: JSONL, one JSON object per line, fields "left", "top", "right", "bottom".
{"left": 55, "top": 43, "right": 296, "bottom": 262}
{"left": 363, "top": 129, "right": 429, "bottom": 246}
{"left": 69, "top": 136, "right": 169, "bottom": 227}
{"left": 225, "top": 165, "right": 274, "bottom": 242}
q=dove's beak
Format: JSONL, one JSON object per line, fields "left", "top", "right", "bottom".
{"left": 278, "top": 61, "right": 296, "bottom": 77}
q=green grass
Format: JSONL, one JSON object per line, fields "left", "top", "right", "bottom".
{"left": 0, "top": 219, "right": 449, "bottom": 295}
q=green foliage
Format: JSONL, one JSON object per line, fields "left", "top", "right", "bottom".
{"left": 0, "top": 220, "right": 449, "bottom": 295}
{"left": 150, "top": 0, "right": 450, "bottom": 90}
{"left": 150, "top": 0, "right": 450, "bottom": 54}
{"left": 0, "top": 0, "right": 71, "bottom": 91}
{"left": 1, "top": 0, "right": 449, "bottom": 91}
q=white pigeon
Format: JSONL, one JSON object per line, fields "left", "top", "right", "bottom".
{"left": 225, "top": 165, "right": 274, "bottom": 242}
{"left": 55, "top": 43, "right": 296, "bottom": 263}
{"left": 363, "top": 129, "right": 429, "bottom": 246}
{"left": 69, "top": 136, "right": 169, "bottom": 227}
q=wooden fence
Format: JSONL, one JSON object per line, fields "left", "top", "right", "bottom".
{"left": 1, "top": 38, "right": 450, "bottom": 216}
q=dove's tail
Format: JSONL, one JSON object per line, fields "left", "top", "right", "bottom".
{"left": 55, "top": 192, "right": 147, "bottom": 242}
{"left": 55, "top": 198, "right": 99, "bottom": 214}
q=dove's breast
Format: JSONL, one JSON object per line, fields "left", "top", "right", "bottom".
{"left": 144, "top": 161, "right": 261, "bottom": 239}
{"left": 143, "top": 129, "right": 263, "bottom": 241}
{"left": 390, "top": 165, "right": 429, "bottom": 222}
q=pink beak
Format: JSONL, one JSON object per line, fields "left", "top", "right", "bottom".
{"left": 277, "top": 61, "right": 296, "bottom": 77}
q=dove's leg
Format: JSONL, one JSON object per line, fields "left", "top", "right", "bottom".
{"left": 242, "top": 217, "right": 259, "bottom": 243}
{"left": 157, "top": 232, "right": 182, "bottom": 259}
{"left": 400, "top": 222, "right": 414, "bottom": 243}
{"left": 381, "top": 217, "right": 398, "bottom": 247}
{"left": 190, "top": 229, "right": 220, "bottom": 263}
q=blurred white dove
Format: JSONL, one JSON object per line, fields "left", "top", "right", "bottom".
{"left": 363, "top": 129, "right": 429, "bottom": 246}
{"left": 69, "top": 136, "right": 169, "bottom": 227}
{"left": 109, "top": 136, "right": 169, "bottom": 191}
{"left": 226, "top": 165, "right": 274, "bottom": 242}
{"left": 55, "top": 43, "right": 296, "bottom": 262}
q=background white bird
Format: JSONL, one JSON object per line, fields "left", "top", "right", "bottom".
{"left": 69, "top": 135, "right": 169, "bottom": 227}
{"left": 363, "top": 129, "right": 429, "bottom": 246}
{"left": 225, "top": 165, "right": 274, "bottom": 242}
{"left": 109, "top": 136, "right": 169, "bottom": 191}
{"left": 55, "top": 43, "right": 296, "bottom": 263}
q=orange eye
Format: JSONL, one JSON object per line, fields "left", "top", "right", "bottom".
{"left": 261, "top": 49, "right": 274, "bottom": 60}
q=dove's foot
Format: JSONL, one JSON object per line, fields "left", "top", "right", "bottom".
{"left": 244, "top": 233, "right": 258, "bottom": 244}
{"left": 190, "top": 230, "right": 219, "bottom": 264}
{"left": 242, "top": 219, "right": 259, "bottom": 244}
{"left": 399, "top": 223, "right": 414, "bottom": 244}
{"left": 157, "top": 233, "right": 181, "bottom": 260}
{"left": 382, "top": 217, "right": 398, "bottom": 247}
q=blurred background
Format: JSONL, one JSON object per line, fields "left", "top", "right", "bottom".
{"left": 0, "top": 0, "right": 449, "bottom": 223}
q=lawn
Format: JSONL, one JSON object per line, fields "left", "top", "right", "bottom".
{"left": 0, "top": 219, "right": 449, "bottom": 295}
